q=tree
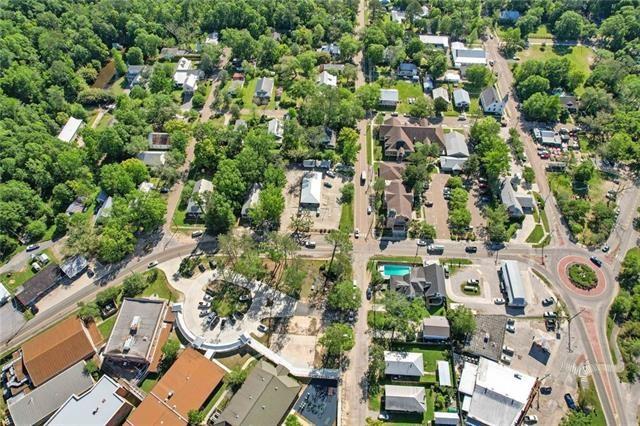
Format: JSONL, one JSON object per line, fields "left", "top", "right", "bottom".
{"left": 356, "top": 84, "right": 381, "bottom": 111}
{"left": 486, "top": 205, "right": 509, "bottom": 243}
{"left": 409, "top": 96, "right": 435, "bottom": 118}
{"left": 325, "top": 230, "right": 352, "bottom": 280}
{"left": 192, "top": 92, "right": 205, "bottom": 109}
{"left": 205, "top": 192, "right": 236, "bottom": 234}
{"left": 554, "top": 11, "right": 584, "bottom": 41}
{"left": 619, "top": 248, "right": 640, "bottom": 289}
{"left": 161, "top": 339, "right": 180, "bottom": 370}
{"left": 129, "top": 191, "right": 167, "bottom": 232}
{"left": 289, "top": 213, "right": 313, "bottom": 235}
{"left": 123, "top": 272, "right": 147, "bottom": 297}
{"left": 449, "top": 208, "right": 471, "bottom": 231}
{"left": 224, "top": 366, "right": 249, "bottom": 391}
{"left": 26, "top": 220, "right": 47, "bottom": 241}
{"left": 285, "top": 415, "right": 302, "bottom": 426}
{"left": 328, "top": 281, "right": 362, "bottom": 311}
{"left": 319, "top": 323, "right": 355, "bottom": 356}
{"left": 337, "top": 128, "right": 360, "bottom": 165}
{"left": 126, "top": 47, "right": 144, "bottom": 65}
{"left": 84, "top": 359, "right": 99, "bottom": 379}
{"left": 77, "top": 301, "right": 100, "bottom": 322}
{"left": 465, "top": 65, "right": 494, "bottom": 90}
{"left": 517, "top": 75, "right": 550, "bottom": 101}
{"left": 97, "top": 224, "right": 135, "bottom": 263}
{"left": 434, "top": 96, "right": 449, "bottom": 114}
{"left": 338, "top": 34, "right": 360, "bottom": 60}
{"left": 213, "top": 159, "right": 246, "bottom": 207}
{"left": 188, "top": 410, "right": 205, "bottom": 426}
{"left": 502, "top": 27, "right": 523, "bottom": 57}
{"left": 121, "top": 158, "right": 149, "bottom": 185}
{"left": 249, "top": 185, "right": 285, "bottom": 229}
{"left": 408, "top": 221, "right": 436, "bottom": 240}
{"left": 101, "top": 164, "right": 134, "bottom": 196}
{"left": 113, "top": 49, "right": 127, "bottom": 75}
{"left": 426, "top": 50, "right": 447, "bottom": 78}
{"left": 522, "top": 92, "right": 562, "bottom": 122}
{"left": 523, "top": 166, "right": 535, "bottom": 185}
{"left": 446, "top": 306, "right": 476, "bottom": 340}
{"left": 341, "top": 183, "right": 355, "bottom": 203}
{"left": 366, "top": 44, "right": 385, "bottom": 66}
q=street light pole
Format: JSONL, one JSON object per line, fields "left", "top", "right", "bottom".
{"left": 567, "top": 308, "right": 586, "bottom": 353}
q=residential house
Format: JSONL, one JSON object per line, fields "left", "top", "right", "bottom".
{"left": 126, "top": 348, "right": 225, "bottom": 426}
{"left": 241, "top": 183, "right": 262, "bottom": 221}
{"left": 389, "top": 263, "right": 446, "bottom": 305}
{"left": 535, "top": 129, "right": 562, "bottom": 147}
{"left": 205, "top": 32, "right": 219, "bottom": 45}
{"left": 6, "top": 362, "right": 94, "bottom": 426}
{"left": 138, "top": 181, "right": 155, "bottom": 193}
{"left": 559, "top": 94, "right": 579, "bottom": 113}
{"left": 319, "top": 43, "right": 341, "bottom": 59}
{"left": 397, "top": 62, "right": 418, "bottom": 80}
{"left": 65, "top": 196, "right": 87, "bottom": 215}
{"left": 479, "top": 86, "right": 508, "bottom": 115}
{"left": 46, "top": 375, "right": 133, "bottom": 426}
{"left": 443, "top": 71, "right": 462, "bottom": 84}
{"left": 19, "top": 316, "right": 102, "bottom": 387}
{"left": 95, "top": 196, "right": 113, "bottom": 224}
{"left": 453, "top": 88, "right": 471, "bottom": 109}
{"left": 185, "top": 178, "right": 213, "bottom": 220}
{"left": 103, "top": 298, "right": 172, "bottom": 375}
{"left": 160, "top": 48, "right": 188, "bottom": 60}
{"left": 184, "top": 73, "right": 198, "bottom": 94}
{"left": 126, "top": 65, "right": 148, "bottom": 86}
{"left": 173, "top": 57, "right": 192, "bottom": 86}
{"left": 0, "top": 282, "right": 10, "bottom": 305}
{"left": 384, "top": 180, "right": 413, "bottom": 236}
{"left": 434, "top": 412, "right": 460, "bottom": 425}
{"left": 500, "top": 178, "right": 535, "bottom": 218}
{"left": 215, "top": 361, "right": 301, "bottom": 426}
{"left": 321, "top": 127, "right": 337, "bottom": 149}
{"left": 148, "top": 132, "right": 171, "bottom": 150}
{"left": 422, "top": 316, "right": 451, "bottom": 341}
{"left": 58, "top": 117, "right": 84, "bottom": 143}
{"left": 440, "top": 131, "right": 469, "bottom": 173}
{"left": 60, "top": 255, "right": 88, "bottom": 280}
{"left": 14, "top": 263, "right": 62, "bottom": 308}
{"left": 253, "top": 77, "right": 275, "bottom": 104}
{"left": 137, "top": 151, "right": 166, "bottom": 167}
{"left": 317, "top": 70, "right": 337, "bottom": 87}
{"left": 391, "top": 8, "right": 406, "bottom": 23}
{"left": 384, "top": 385, "right": 426, "bottom": 413}
{"left": 499, "top": 10, "right": 521, "bottom": 22}
{"left": 423, "top": 74, "right": 434, "bottom": 92}
{"left": 228, "top": 73, "right": 245, "bottom": 95}
{"left": 379, "top": 116, "right": 446, "bottom": 160}
{"left": 300, "top": 172, "right": 322, "bottom": 209}
{"left": 458, "top": 358, "right": 535, "bottom": 426}
{"left": 384, "top": 351, "right": 425, "bottom": 377}
{"left": 432, "top": 87, "right": 450, "bottom": 104}
{"left": 451, "top": 42, "right": 487, "bottom": 73}
{"left": 267, "top": 118, "right": 284, "bottom": 140}
{"left": 418, "top": 35, "right": 449, "bottom": 50}
{"left": 380, "top": 89, "right": 400, "bottom": 107}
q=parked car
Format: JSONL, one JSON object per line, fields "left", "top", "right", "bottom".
{"left": 199, "top": 302, "right": 211, "bottom": 309}
{"left": 542, "top": 297, "right": 555, "bottom": 306}
{"left": 257, "top": 324, "right": 269, "bottom": 333}
{"left": 347, "top": 311, "right": 355, "bottom": 322}
{"left": 326, "top": 170, "right": 336, "bottom": 178}
{"left": 239, "top": 294, "right": 251, "bottom": 302}
{"left": 465, "top": 246, "right": 478, "bottom": 253}
{"left": 524, "top": 415, "right": 538, "bottom": 423}
{"left": 425, "top": 200, "right": 433, "bottom": 207}
{"left": 220, "top": 317, "right": 227, "bottom": 329}
{"left": 564, "top": 393, "right": 577, "bottom": 410}
{"left": 545, "top": 319, "right": 557, "bottom": 331}
{"left": 354, "top": 229, "right": 360, "bottom": 239}
{"left": 500, "top": 354, "right": 512, "bottom": 364}
{"left": 417, "top": 239, "right": 428, "bottom": 247}
{"left": 502, "top": 345, "right": 515, "bottom": 355}
{"left": 324, "top": 181, "right": 333, "bottom": 188}
{"left": 601, "top": 244, "right": 610, "bottom": 253}
{"left": 233, "top": 312, "right": 244, "bottom": 320}
{"left": 148, "top": 260, "right": 158, "bottom": 268}
{"left": 209, "top": 316, "right": 220, "bottom": 329}
{"left": 540, "top": 386, "right": 552, "bottom": 394}
{"left": 494, "top": 298, "right": 506, "bottom": 305}
{"left": 199, "top": 310, "right": 210, "bottom": 318}
{"left": 228, "top": 316, "right": 236, "bottom": 325}
{"left": 191, "top": 230, "right": 204, "bottom": 238}
{"left": 366, "top": 287, "right": 372, "bottom": 300}
{"left": 367, "top": 205, "right": 372, "bottom": 215}
{"left": 305, "top": 240, "right": 316, "bottom": 249}
{"left": 378, "top": 413, "right": 390, "bottom": 421}
{"left": 543, "top": 311, "right": 557, "bottom": 318}
{"left": 589, "top": 256, "right": 603, "bottom": 267}
{"left": 26, "top": 244, "right": 39, "bottom": 252}
{"left": 467, "top": 278, "right": 480, "bottom": 285}
{"left": 505, "top": 324, "right": 516, "bottom": 333}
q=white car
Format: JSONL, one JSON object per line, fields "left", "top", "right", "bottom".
{"left": 500, "top": 354, "right": 512, "bottom": 364}
{"left": 505, "top": 323, "right": 516, "bottom": 333}
{"left": 524, "top": 415, "right": 538, "bottom": 423}
{"left": 417, "top": 239, "right": 428, "bottom": 247}
{"left": 148, "top": 261, "right": 158, "bottom": 268}
{"left": 354, "top": 229, "right": 360, "bottom": 239}
{"left": 494, "top": 298, "right": 505, "bottom": 305}
{"left": 378, "top": 413, "right": 390, "bottom": 421}
{"left": 367, "top": 205, "right": 372, "bottom": 215}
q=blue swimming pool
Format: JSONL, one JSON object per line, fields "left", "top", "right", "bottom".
{"left": 382, "top": 264, "right": 412, "bottom": 276}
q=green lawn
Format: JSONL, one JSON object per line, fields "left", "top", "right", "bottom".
{"left": 339, "top": 199, "right": 354, "bottom": 233}
{"left": 577, "top": 378, "right": 607, "bottom": 426}
{"left": 241, "top": 78, "right": 276, "bottom": 109}
{"left": 140, "top": 373, "right": 159, "bottom": 392}
{"left": 202, "top": 383, "right": 228, "bottom": 415}
{"left": 519, "top": 45, "right": 593, "bottom": 86}
{"left": 526, "top": 224, "right": 545, "bottom": 243}
{"left": 0, "top": 248, "right": 57, "bottom": 294}
{"left": 96, "top": 113, "right": 112, "bottom": 130}
{"left": 528, "top": 24, "right": 553, "bottom": 39}
{"left": 98, "top": 316, "right": 117, "bottom": 339}
{"left": 366, "top": 124, "right": 373, "bottom": 165}
{"left": 142, "top": 269, "right": 180, "bottom": 301}
{"left": 390, "top": 343, "right": 449, "bottom": 373}
{"left": 395, "top": 81, "right": 424, "bottom": 114}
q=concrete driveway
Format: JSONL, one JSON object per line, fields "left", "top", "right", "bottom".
{"left": 0, "top": 303, "right": 26, "bottom": 343}
{"left": 424, "top": 174, "right": 450, "bottom": 238}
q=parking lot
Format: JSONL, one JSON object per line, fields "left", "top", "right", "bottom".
{"left": 445, "top": 258, "right": 556, "bottom": 317}
{"left": 423, "top": 174, "right": 450, "bottom": 239}
{"left": 280, "top": 167, "right": 346, "bottom": 233}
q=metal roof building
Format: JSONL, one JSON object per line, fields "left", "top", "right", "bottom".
{"left": 384, "top": 385, "right": 426, "bottom": 413}
{"left": 437, "top": 360, "right": 452, "bottom": 387}
{"left": 384, "top": 351, "right": 425, "bottom": 377}
{"left": 500, "top": 260, "right": 527, "bottom": 307}
{"left": 57, "top": 117, "right": 84, "bottom": 143}
{"left": 300, "top": 171, "right": 322, "bottom": 208}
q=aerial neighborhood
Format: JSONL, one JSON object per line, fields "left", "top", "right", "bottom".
{"left": 0, "top": 0, "right": 639, "bottom": 425}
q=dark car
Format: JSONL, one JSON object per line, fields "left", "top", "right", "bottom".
{"left": 199, "top": 310, "right": 210, "bottom": 318}
{"left": 220, "top": 317, "right": 227, "bottom": 329}
{"left": 233, "top": 312, "right": 244, "bottom": 320}
{"left": 366, "top": 287, "right": 373, "bottom": 300}
{"left": 590, "top": 256, "right": 603, "bottom": 267}
{"left": 465, "top": 246, "right": 478, "bottom": 253}
{"left": 564, "top": 393, "right": 577, "bottom": 410}
{"left": 540, "top": 386, "right": 552, "bottom": 395}
{"left": 198, "top": 263, "right": 206, "bottom": 273}
{"left": 209, "top": 316, "right": 220, "bottom": 329}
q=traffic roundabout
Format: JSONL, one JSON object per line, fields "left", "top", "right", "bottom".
{"left": 557, "top": 255, "right": 607, "bottom": 297}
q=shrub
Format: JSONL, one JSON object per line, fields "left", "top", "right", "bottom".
{"left": 567, "top": 264, "right": 597, "bottom": 289}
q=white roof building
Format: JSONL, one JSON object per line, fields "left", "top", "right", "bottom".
{"left": 391, "top": 9, "right": 406, "bottom": 23}
{"left": 384, "top": 385, "right": 426, "bottom": 413}
{"left": 384, "top": 351, "right": 425, "bottom": 377}
{"left": 184, "top": 73, "right": 199, "bottom": 93}
{"left": 419, "top": 35, "right": 449, "bottom": 49}
{"left": 45, "top": 375, "right": 130, "bottom": 426}
{"left": 458, "top": 358, "right": 536, "bottom": 426}
{"left": 267, "top": 118, "right": 284, "bottom": 139}
{"left": 434, "top": 412, "right": 460, "bottom": 425}
{"left": 443, "top": 71, "right": 462, "bottom": 84}
{"left": 0, "top": 282, "right": 10, "bottom": 303}
{"left": 205, "top": 32, "right": 219, "bottom": 45}
{"left": 432, "top": 87, "right": 450, "bottom": 103}
{"left": 186, "top": 178, "right": 213, "bottom": 218}
{"left": 57, "top": 117, "right": 84, "bottom": 143}
{"left": 317, "top": 70, "right": 337, "bottom": 87}
{"left": 444, "top": 131, "right": 469, "bottom": 158}
{"left": 437, "top": 360, "right": 452, "bottom": 387}
{"left": 453, "top": 88, "right": 471, "bottom": 108}
{"left": 137, "top": 151, "right": 166, "bottom": 167}
{"left": 451, "top": 42, "right": 487, "bottom": 69}
{"left": 380, "top": 89, "right": 400, "bottom": 106}
{"left": 300, "top": 172, "right": 322, "bottom": 207}
{"left": 176, "top": 57, "right": 192, "bottom": 72}
{"left": 500, "top": 260, "right": 527, "bottom": 307}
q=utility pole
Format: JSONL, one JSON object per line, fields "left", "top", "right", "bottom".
{"left": 567, "top": 308, "right": 586, "bottom": 353}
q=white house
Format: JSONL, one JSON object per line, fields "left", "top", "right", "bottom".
{"left": 479, "top": 86, "right": 508, "bottom": 115}
{"left": 419, "top": 34, "right": 449, "bottom": 50}
{"left": 432, "top": 87, "right": 450, "bottom": 104}
{"left": 380, "top": 89, "right": 400, "bottom": 107}
{"left": 184, "top": 73, "right": 198, "bottom": 93}
{"left": 451, "top": 42, "right": 487, "bottom": 73}
{"left": 57, "top": 117, "right": 84, "bottom": 143}
{"left": 453, "top": 88, "right": 471, "bottom": 109}
{"left": 137, "top": 151, "right": 166, "bottom": 167}
{"left": 317, "top": 70, "right": 337, "bottom": 87}
{"left": 384, "top": 351, "right": 425, "bottom": 377}
{"left": 443, "top": 71, "right": 462, "bottom": 84}
{"left": 384, "top": 385, "right": 426, "bottom": 413}
{"left": 186, "top": 179, "right": 213, "bottom": 220}
{"left": 440, "top": 131, "right": 469, "bottom": 173}
{"left": 267, "top": 118, "right": 284, "bottom": 140}
{"left": 391, "top": 8, "right": 406, "bottom": 23}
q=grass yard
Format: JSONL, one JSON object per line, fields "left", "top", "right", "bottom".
{"left": 241, "top": 78, "right": 276, "bottom": 109}
{"left": 140, "top": 373, "right": 159, "bottom": 393}
{"left": 526, "top": 224, "right": 545, "bottom": 243}
{"left": 97, "top": 316, "right": 117, "bottom": 339}
{"left": 142, "top": 269, "right": 181, "bottom": 301}
{"left": 339, "top": 199, "right": 354, "bottom": 233}
{"left": 368, "top": 256, "right": 423, "bottom": 268}
{"left": 390, "top": 343, "right": 449, "bottom": 373}
{"left": 576, "top": 378, "right": 607, "bottom": 426}
{"left": 366, "top": 123, "right": 373, "bottom": 165}
{"left": 216, "top": 349, "right": 257, "bottom": 370}
{"left": 395, "top": 81, "right": 424, "bottom": 114}
{"left": 96, "top": 113, "right": 113, "bottom": 130}
{"left": 528, "top": 24, "right": 553, "bottom": 39}
{"left": 0, "top": 248, "right": 57, "bottom": 294}
{"left": 439, "top": 258, "right": 472, "bottom": 275}
{"left": 519, "top": 45, "right": 593, "bottom": 87}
